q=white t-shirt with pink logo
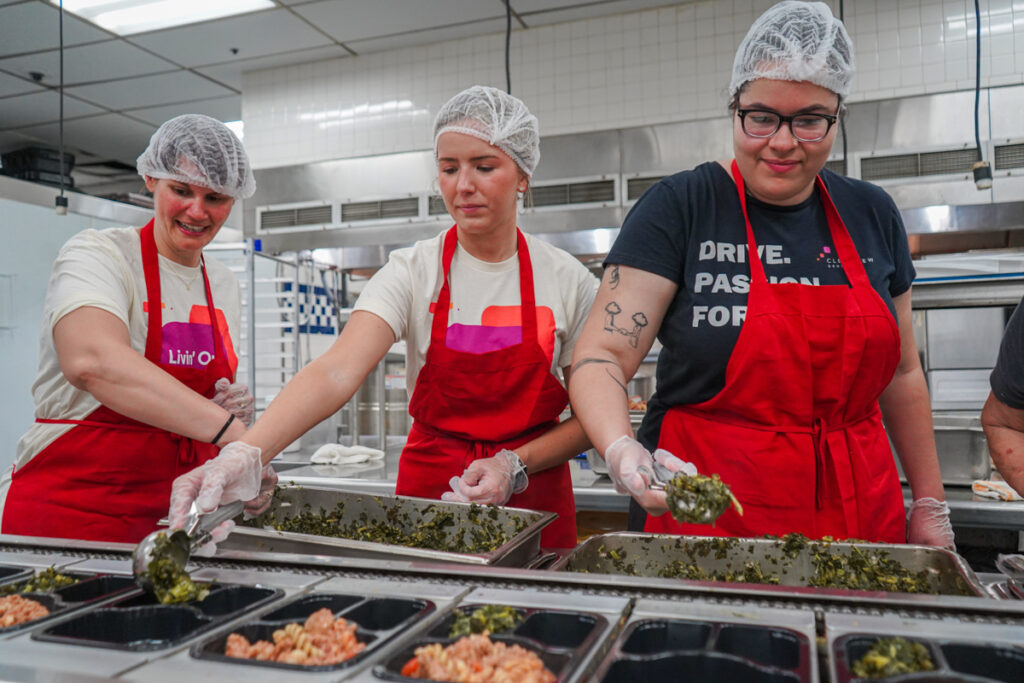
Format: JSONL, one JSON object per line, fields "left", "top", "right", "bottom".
{"left": 10, "top": 226, "right": 242, "bottom": 469}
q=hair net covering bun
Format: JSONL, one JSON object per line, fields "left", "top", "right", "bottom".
{"left": 137, "top": 114, "right": 255, "bottom": 199}
{"left": 434, "top": 85, "right": 540, "bottom": 176}
{"left": 730, "top": 0, "right": 855, "bottom": 98}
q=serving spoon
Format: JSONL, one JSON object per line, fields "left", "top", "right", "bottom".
{"left": 642, "top": 462, "right": 741, "bottom": 524}
{"left": 132, "top": 500, "right": 244, "bottom": 593}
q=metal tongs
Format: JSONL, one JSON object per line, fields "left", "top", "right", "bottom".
{"left": 641, "top": 461, "right": 740, "bottom": 525}
{"left": 132, "top": 500, "right": 244, "bottom": 592}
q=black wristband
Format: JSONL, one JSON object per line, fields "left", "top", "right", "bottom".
{"left": 211, "top": 414, "right": 236, "bottom": 444}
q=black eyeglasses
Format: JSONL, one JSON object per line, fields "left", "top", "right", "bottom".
{"left": 736, "top": 108, "right": 838, "bottom": 143}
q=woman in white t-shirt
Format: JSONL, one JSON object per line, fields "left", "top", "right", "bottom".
{"left": 0, "top": 115, "right": 274, "bottom": 543}
{"left": 169, "top": 86, "right": 598, "bottom": 548}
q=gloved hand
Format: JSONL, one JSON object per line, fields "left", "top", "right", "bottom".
{"left": 243, "top": 463, "right": 278, "bottom": 519}
{"left": 192, "top": 521, "right": 235, "bottom": 557}
{"left": 653, "top": 448, "right": 699, "bottom": 478}
{"left": 441, "top": 449, "right": 528, "bottom": 505}
{"left": 604, "top": 435, "right": 670, "bottom": 516}
{"left": 907, "top": 497, "right": 955, "bottom": 549}
{"left": 211, "top": 378, "right": 255, "bottom": 426}
{"left": 168, "top": 441, "right": 263, "bottom": 549}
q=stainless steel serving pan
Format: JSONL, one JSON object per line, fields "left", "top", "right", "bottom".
{"left": 219, "top": 486, "right": 555, "bottom": 567}
{"left": 550, "top": 532, "right": 986, "bottom": 597}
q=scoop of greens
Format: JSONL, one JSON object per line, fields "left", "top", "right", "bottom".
{"left": 664, "top": 473, "right": 742, "bottom": 524}
{"left": 851, "top": 637, "right": 935, "bottom": 678}
{"left": 448, "top": 605, "right": 522, "bottom": 638}
{"left": 146, "top": 532, "right": 209, "bottom": 605}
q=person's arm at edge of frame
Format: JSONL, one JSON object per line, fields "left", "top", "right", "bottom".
{"left": 981, "top": 392, "right": 1024, "bottom": 497}
{"left": 54, "top": 306, "right": 247, "bottom": 447}
{"left": 239, "top": 310, "right": 396, "bottom": 464}
{"left": 569, "top": 264, "right": 677, "bottom": 510}
{"left": 878, "top": 289, "right": 952, "bottom": 546}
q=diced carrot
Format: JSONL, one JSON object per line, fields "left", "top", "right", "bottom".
{"left": 401, "top": 657, "right": 420, "bottom": 676}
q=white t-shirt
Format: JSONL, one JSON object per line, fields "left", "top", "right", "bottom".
{"left": 354, "top": 230, "right": 598, "bottom": 396}
{"left": 9, "top": 226, "right": 242, "bottom": 471}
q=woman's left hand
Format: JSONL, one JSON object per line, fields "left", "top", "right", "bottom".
{"left": 907, "top": 497, "right": 955, "bottom": 549}
{"left": 243, "top": 464, "right": 278, "bottom": 518}
{"left": 211, "top": 378, "right": 255, "bottom": 426}
{"left": 441, "top": 450, "right": 528, "bottom": 505}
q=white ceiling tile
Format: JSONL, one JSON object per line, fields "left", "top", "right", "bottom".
{"left": 0, "top": 40, "right": 176, "bottom": 87}
{"left": 16, "top": 113, "right": 158, "bottom": 163}
{"left": 0, "top": 2, "right": 111, "bottom": 58}
{"left": 346, "top": 17, "right": 510, "bottom": 55}
{"left": 296, "top": 0, "right": 506, "bottom": 43}
{"left": 517, "top": 0, "right": 678, "bottom": 26}
{"left": 0, "top": 71, "right": 42, "bottom": 97}
{"left": 129, "top": 9, "right": 333, "bottom": 68}
{"left": 195, "top": 45, "right": 350, "bottom": 90}
{"left": 66, "top": 71, "right": 235, "bottom": 110}
{"left": 128, "top": 95, "right": 241, "bottom": 128}
{"left": 0, "top": 91, "right": 105, "bottom": 128}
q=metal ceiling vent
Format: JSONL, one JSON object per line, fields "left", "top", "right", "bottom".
{"left": 626, "top": 176, "right": 664, "bottom": 201}
{"left": 258, "top": 203, "right": 333, "bottom": 233}
{"left": 428, "top": 195, "right": 448, "bottom": 216}
{"left": 341, "top": 197, "right": 419, "bottom": 222}
{"left": 530, "top": 178, "right": 616, "bottom": 208}
{"left": 861, "top": 148, "right": 980, "bottom": 181}
{"left": 994, "top": 142, "right": 1024, "bottom": 170}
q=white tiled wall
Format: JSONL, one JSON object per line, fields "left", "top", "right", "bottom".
{"left": 242, "top": 0, "right": 1024, "bottom": 170}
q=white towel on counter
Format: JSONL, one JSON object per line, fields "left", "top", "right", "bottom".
{"left": 972, "top": 479, "right": 1024, "bottom": 501}
{"left": 310, "top": 444, "right": 386, "bottom": 465}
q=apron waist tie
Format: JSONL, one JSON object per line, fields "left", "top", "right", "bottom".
{"left": 36, "top": 418, "right": 202, "bottom": 467}
{"left": 412, "top": 419, "right": 556, "bottom": 449}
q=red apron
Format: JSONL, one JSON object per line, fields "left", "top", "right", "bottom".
{"left": 645, "top": 161, "right": 906, "bottom": 542}
{"left": 3, "top": 220, "right": 233, "bottom": 542}
{"left": 397, "top": 227, "right": 577, "bottom": 548}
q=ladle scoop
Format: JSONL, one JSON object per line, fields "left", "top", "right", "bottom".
{"left": 132, "top": 500, "right": 244, "bottom": 593}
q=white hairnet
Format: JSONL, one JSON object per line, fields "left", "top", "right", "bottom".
{"left": 434, "top": 85, "right": 540, "bottom": 176}
{"left": 137, "top": 114, "right": 255, "bottom": 199}
{"left": 730, "top": 1, "right": 855, "bottom": 98}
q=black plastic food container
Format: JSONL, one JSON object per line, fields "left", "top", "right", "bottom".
{"left": 833, "top": 634, "right": 1024, "bottom": 683}
{"left": 0, "top": 570, "right": 135, "bottom": 636}
{"left": 374, "top": 603, "right": 607, "bottom": 681}
{"left": 595, "top": 618, "right": 812, "bottom": 682}
{"left": 34, "top": 583, "right": 280, "bottom": 652}
{"left": 193, "top": 592, "right": 435, "bottom": 673}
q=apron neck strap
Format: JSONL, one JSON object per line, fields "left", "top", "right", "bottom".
{"left": 139, "top": 220, "right": 225, "bottom": 364}
{"left": 729, "top": 159, "right": 870, "bottom": 288}
{"left": 431, "top": 226, "right": 537, "bottom": 348}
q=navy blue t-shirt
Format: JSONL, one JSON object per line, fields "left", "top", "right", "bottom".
{"left": 607, "top": 161, "right": 916, "bottom": 450}
{"left": 991, "top": 300, "right": 1024, "bottom": 408}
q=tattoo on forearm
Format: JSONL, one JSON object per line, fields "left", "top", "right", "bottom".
{"left": 603, "top": 302, "right": 649, "bottom": 348}
{"left": 606, "top": 369, "right": 629, "bottom": 396}
{"left": 608, "top": 265, "right": 620, "bottom": 290}
{"left": 571, "top": 357, "right": 617, "bottom": 375}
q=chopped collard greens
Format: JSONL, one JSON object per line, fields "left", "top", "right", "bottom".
{"left": 664, "top": 473, "right": 743, "bottom": 524}
{"left": 0, "top": 567, "right": 77, "bottom": 594}
{"left": 146, "top": 532, "right": 209, "bottom": 605}
{"left": 246, "top": 493, "right": 527, "bottom": 554}
{"left": 571, "top": 533, "right": 972, "bottom": 595}
{"left": 449, "top": 605, "right": 523, "bottom": 638}
{"left": 850, "top": 637, "right": 935, "bottom": 678}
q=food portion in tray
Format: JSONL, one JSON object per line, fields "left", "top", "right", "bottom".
{"left": 557, "top": 532, "right": 978, "bottom": 596}
{"left": 226, "top": 607, "right": 365, "bottom": 665}
{"left": 835, "top": 634, "right": 1024, "bottom": 683}
{"left": 194, "top": 592, "right": 433, "bottom": 672}
{"left": 377, "top": 603, "right": 604, "bottom": 683}
{"left": 0, "top": 567, "right": 136, "bottom": 634}
{"left": 0, "top": 594, "right": 49, "bottom": 627}
{"left": 596, "top": 617, "right": 813, "bottom": 682}
{"left": 0, "top": 567, "right": 77, "bottom": 595}
{"left": 400, "top": 633, "right": 555, "bottom": 683}
{"left": 449, "top": 604, "right": 522, "bottom": 638}
{"left": 244, "top": 489, "right": 529, "bottom": 554}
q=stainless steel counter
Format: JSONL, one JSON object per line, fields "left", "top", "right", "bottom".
{"left": 272, "top": 447, "right": 1024, "bottom": 529}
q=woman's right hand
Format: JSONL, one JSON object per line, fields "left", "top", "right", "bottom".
{"left": 168, "top": 441, "right": 263, "bottom": 531}
{"left": 604, "top": 435, "right": 670, "bottom": 515}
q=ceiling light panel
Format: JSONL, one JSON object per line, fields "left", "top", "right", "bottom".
{"left": 52, "top": 0, "right": 274, "bottom": 36}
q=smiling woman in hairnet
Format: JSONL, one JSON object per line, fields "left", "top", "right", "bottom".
{"left": 167, "top": 86, "right": 598, "bottom": 549}
{"left": 0, "top": 114, "right": 273, "bottom": 543}
{"left": 570, "top": 1, "right": 954, "bottom": 547}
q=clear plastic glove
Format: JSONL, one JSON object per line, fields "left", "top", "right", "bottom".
{"left": 604, "top": 435, "right": 670, "bottom": 516}
{"left": 243, "top": 464, "right": 278, "bottom": 519}
{"left": 192, "top": 520, "right": 234, "bottom": 557}
{"left": 440, "top": 450, "right": 527, "bottom": 505}
{"left": 653, "top": 448, "right": 699, "bottom": 477}
{"left": 907, "top": 497, "right": 955, "bottom": 549}
{"left": 211, "top": 378, "right": 255, "bottom": 426}
{"left": 168, "top": 441, "right": 262, "bottom": 534}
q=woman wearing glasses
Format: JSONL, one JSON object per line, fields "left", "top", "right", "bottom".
{"left": 569, "top": 1, "right": 954, "bottom": 546}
